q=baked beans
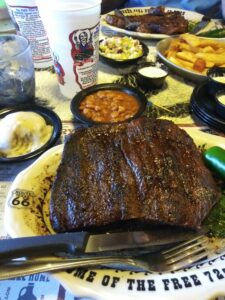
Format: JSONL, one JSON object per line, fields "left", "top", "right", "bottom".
{"left": 79, "top": 90, "right": 140, "bottom": 123}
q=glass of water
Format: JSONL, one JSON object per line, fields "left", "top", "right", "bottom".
{"left": 0, "top": 34, "right": 35, "bottom": 107}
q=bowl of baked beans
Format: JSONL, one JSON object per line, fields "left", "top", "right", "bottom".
{"left": 70, "top": 83, "right": 148, "bottom": 125}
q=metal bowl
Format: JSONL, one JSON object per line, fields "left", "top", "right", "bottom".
{"left": 156, "top": 37, "right": 206, "bottom": 83}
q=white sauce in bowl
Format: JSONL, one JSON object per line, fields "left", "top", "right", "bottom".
{"left": 213, "top": 76, "right": 225, "bottom": 84}
{"left": 218, "top": 94, "right": 225, "bottom": 105}
{"left": 138, "top": 66, "right": 167, "bottom": 78}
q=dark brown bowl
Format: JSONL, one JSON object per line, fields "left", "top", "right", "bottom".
{"left": 136, "top": 62, "right": 168, "bottom": 90}
{"left": 70, "top": 83, "right": 148, "bottom": 126}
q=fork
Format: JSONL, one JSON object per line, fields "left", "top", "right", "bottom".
{"left": 0, "top": 235, "right": 211, "bottom": 280}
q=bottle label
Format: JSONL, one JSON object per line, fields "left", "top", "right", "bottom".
{"left": 7, "top": 5, "right": 53, "bottom": 68}
{"left": 69, "top": 23, "right": 99, "bottom": 89}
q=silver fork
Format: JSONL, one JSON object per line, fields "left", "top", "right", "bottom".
{"left": 0, "top": 235, "right": 211, "bottom": 280}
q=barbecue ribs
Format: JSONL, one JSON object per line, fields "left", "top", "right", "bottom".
{"left": 50, "top": 117, "right": 220, "bottom": 232}
{"left": 105, "top": 6, "right": 189, "bottom": 35}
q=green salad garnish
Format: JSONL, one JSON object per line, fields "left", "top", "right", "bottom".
{"left": 188, "top": 20, "right": 225, "bottom": 38}
{"left": 188, "top": 21, "right": 200, "bottom": 32}
{"left": 198, "top": 28, "right": 225, "bottom": 38}
{"left": 204, "top": 192, "right": 225, "bottom": 238}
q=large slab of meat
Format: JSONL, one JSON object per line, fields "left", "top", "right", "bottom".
{"left": 105, "top": 6, "right": 188, "bottom": 35}
{"left": 50, "top": 117, "right": 220, "bottom": 233}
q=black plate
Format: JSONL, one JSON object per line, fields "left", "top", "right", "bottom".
{"left": 70, "top": 83, "right": 148, "bottom": 126}
{"left": 190, "top": 81, "right": 225, "bottom": 132}
{"left": 99, "top": 39, "right": 149, "bottom": 67}
{"left": 0, "top": 104, "right": 62, "bottom": 163}
{"left": 191, "top": 103, "right": 222, "bottom": 128}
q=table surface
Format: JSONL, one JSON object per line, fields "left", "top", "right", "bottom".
{"left": 0, "top": 34, "right": 225, "bottom": 300}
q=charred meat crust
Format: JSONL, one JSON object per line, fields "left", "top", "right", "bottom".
{"left": 105, "top": 7, "right": 188, "bottom": 35}
{"left": 50, "top": 117, "right": 220, "bottom": 233}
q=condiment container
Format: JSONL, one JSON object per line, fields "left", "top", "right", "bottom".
{"left": 214, "top": 89, "right": 225, "bottom": 119}
{"left": 137, "top": 63, "right": 168, "bottom": 89}
{"left": 207, "top": 67, "right": 225, "bottom": 96}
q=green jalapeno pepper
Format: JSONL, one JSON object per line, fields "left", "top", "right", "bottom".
{"left": 198, "top": 28, "right": 225, "bottom": 38}
{"left": 203, "top": 146, "right": 225, "bottom": 237}
{"left": 203, "top": 146, "right": 225, "bottom": 180}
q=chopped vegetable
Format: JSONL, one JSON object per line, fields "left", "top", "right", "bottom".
{"left": 198, "top": 28, "right": 225, "bottom": 38}
{"left": 188, "top": 21, "right": 200, "bottom": 32}
{"left": 99, "top": 36, "right": 143, "bottom": 61}
{"left": 204, "top": 192, "right": 225, "bottom": 237}
{"left": 188, "top": 19, "right": 225, "bottom": 38}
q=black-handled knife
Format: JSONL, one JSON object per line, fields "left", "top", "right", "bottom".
{"left": 0, "top": 227, "right": 207, "bottom": 261}
{"left": 190, "top": 5, "right": 220, "bottom": 35}
{"left": 190, "top": 16, "right": 211, "bottom": 34}
{"left": 1, "top": 232, "right": 88, "bottom": 261}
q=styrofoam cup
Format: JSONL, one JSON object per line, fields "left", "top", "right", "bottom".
{"left": 37, "top": 0, "right": 102, "bottom": 98}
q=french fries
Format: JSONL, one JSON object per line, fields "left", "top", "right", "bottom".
{"left": 164, "top": 33, "right": 225, "bottom": 75}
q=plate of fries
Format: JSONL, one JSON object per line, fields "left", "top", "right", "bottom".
{"left": 156, "top": 33, "right": 225, "bottom": 82}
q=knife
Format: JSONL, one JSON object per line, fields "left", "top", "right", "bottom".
{"left": 190, "top": 16, "right": 211, "bottom": 34}
{"left": 189, "top": 4, "right": 222, "bottom": 36}
{"left": 0, "top": 227, "right": 206, "bottom": 262}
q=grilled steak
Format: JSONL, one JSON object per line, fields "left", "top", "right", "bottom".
{"left": 105, "top": 7, "right": 188, "bottom": 35}
{"left": 50, "top": 117, "right": 220, "bottom": 233}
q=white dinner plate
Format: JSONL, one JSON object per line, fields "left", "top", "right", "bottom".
{"left": 4, "top": 130, "right": 225, "bottom": 300}
{"left": 101, "top": 7, "right": 204, "bottom": 40}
